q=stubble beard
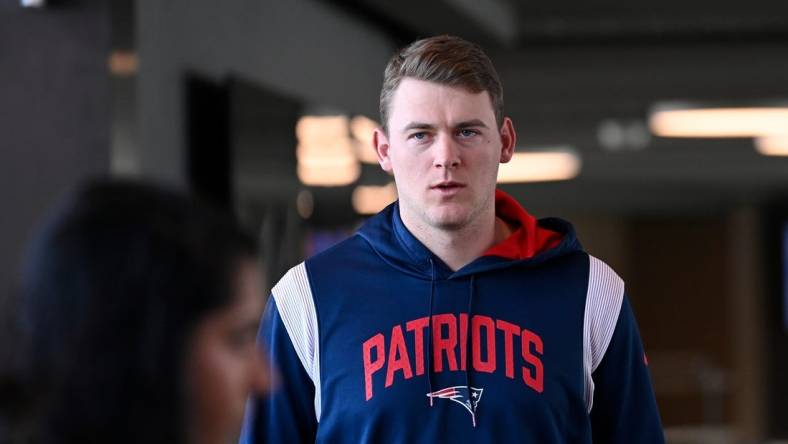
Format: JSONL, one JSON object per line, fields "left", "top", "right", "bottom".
{"left": 422, "top": 192, "right": 493, "bottom": 234}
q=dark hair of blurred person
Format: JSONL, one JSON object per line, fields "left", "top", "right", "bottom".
{"left": 0, "top": 179, "right": 269, "bottom": 444}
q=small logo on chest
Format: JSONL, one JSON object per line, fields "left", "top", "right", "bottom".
{"left": 426, "top": 386, "right": 483, "bottom": 427}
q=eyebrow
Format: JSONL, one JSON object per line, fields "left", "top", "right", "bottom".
{"left": 402, "top": 122, "right": 435, "bottom": 132}
{"left": 455, "top": 119, "right": 489, "bottom": 129}
{"left": 401, "top": 119, "right": 489, "bottom": 132}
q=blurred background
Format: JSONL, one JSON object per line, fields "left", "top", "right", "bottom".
{"left": 2, "top": 0, "right": 788, "bottom": 442}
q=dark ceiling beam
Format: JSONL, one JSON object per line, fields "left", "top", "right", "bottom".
{"left": 513, "top": 13, "right": 788, "bottom": 46}
{"left": 328, "top": 0, "right": 519, "bottom": 47}
{"left": 440, "top": 0, "right": 518, "bottom": 45}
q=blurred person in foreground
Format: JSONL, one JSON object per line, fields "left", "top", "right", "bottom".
{"left": 241, "top": 35, "right": 664, "bottom": 443}
{"left": 0, "top": 180, "right": 270, "bottom": 444}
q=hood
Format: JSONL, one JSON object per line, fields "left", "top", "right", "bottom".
{"left": 357, "top": 189, "right": 582, "bottom": 280}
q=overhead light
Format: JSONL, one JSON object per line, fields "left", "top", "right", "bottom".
{"left": 296, "top": 145, "right": 360, "bottom": 186}
{"left": 296, "top": 115, "right": 349, "bottom": 144}
{"left": 597, "top": 119, "right": 650, "bottom": 151}
{"left": 649, "top": 103, "right": 788, "bottom": 138}
{"left": 295, "top": 115, "right": 360, "bottom": 186}
{"left": 296, "top": 139, "right": 356, "bottom": 164}
{"left": 352, "top": 183, "right": 397, "bottom": 215}
{"left": 350, "top": 115, "right": 381, "bottom": 164}
{"left": 297, "top": 162, "right": 360, "bottom": 186}
{"left": 297, "top": 152, "right": 358, "bottom": 169}
{"left": 755, "top": 135, "right": 788, "bottom": 156}
{"left": 497, "top": 149, "right": 581, "bottom": 183}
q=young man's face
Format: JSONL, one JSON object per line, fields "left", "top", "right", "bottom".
{"left": 374, "top": 77, "right": 515, "bottom": 232}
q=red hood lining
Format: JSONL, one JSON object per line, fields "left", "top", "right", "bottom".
{"left": 482, "top": 189, "right": 563, "bottom": 260}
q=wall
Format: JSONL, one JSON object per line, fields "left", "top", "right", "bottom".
{"left": 136, "top": 0, "right": 394, "bottom": 187}
{"left": 0, "top": 0, "right": 110, "bottom": 295}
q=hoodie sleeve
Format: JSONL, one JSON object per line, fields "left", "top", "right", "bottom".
{"left": 589, "top": 295, "right": 664, "bottom": 443}
{"left": 239, "top": 295, "right": 318, "bottom": 444}
{"left": 583, "top": 255, "right": 663, "bottom": 443}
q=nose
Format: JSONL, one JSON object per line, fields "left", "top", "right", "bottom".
{"left": 432, "top": 133, "right": 460, "bottom": 170}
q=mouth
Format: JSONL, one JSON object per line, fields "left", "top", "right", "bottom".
{"left": 430, "top": 181, "right": 466, "bottom": 195}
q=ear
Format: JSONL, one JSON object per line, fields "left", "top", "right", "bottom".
{"left": 373, "top": 127, "right": 394, "bottom": 174}
{"left": 499, "top": 117, "right": 516, "bottom": 163}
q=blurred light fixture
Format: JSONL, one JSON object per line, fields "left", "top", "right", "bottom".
{"left": 108, "top": 51, "right": 138, "bottom": 76}
{"left": 497, "top": 149, "right": 581, "bottom": 183}
{"left": 296, "top": 154, "right": 360, "bottom": 186}
{"left": 755, "top": 135, "right": 788, "bottom": 156}
{"left": 597, "top": 119, "right": 650, "bottom": 151}
{"left": 350, "top": 115, "right": 381, "bottom": 164}
{"left": 649, "top": 103, "right": 788, "bottom": 138}
{"left": 296, "top": 115, "right": 349, "bottom": 144}
{"left": 21, "top": 0, "right": 45, "bottom": 7}
{"left": 352, "top": 182, "right": 397, "bottom": 215}
{"left": 295, "top": 115, "right": 360, "bottom": 186}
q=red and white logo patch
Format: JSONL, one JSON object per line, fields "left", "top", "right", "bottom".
{"left": 426, "top": 386, "right": 483, "bottom": 427}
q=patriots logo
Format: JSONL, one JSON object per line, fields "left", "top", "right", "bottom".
{"left": 426, "top": 386, "right": 484, "bottom": 426}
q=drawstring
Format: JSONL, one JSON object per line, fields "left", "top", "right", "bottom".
{"left": 427, "top": 259, "right": 436, "bottom": 407}
{"left": 466, "top": 274, "right": 477, "bottom": 427}
{"left": 425, "top": 261, "right": 478, "bottom": 427}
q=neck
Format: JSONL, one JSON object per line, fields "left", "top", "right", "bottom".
{"left": 400, "top": 206, "right": 512, "bottom": 272}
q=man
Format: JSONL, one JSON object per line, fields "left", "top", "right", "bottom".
{"left": 241, "top": 35, "right": 664, "bottom": 443}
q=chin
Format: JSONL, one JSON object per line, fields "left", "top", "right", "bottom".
{"left": 427, "top": 209, "right": 471, "bottom": 231}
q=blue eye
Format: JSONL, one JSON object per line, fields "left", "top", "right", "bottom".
{"left": 410, "top": 132, "right": 427, "bottom": 140}
{"left": 458, "top": 129, "right": 478, "bottom": 138}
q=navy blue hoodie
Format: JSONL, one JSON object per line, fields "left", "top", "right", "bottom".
{"left": 240, "top": 190, "right": 664, "bottom": 443}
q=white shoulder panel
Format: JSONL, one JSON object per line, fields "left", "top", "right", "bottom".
{"left": 582, "top": 255, "right": 625, "bottom": 413}
{"left": 271, "top": 262, "right": 322, "bottom": 421}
